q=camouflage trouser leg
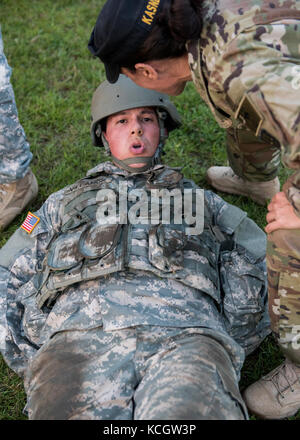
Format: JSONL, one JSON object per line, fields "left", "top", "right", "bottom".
{"left": 0, "top": 25, "right": 32, "bottom": 183}
{"left": 267, "top": 177, "right": 300, "bottom": 365}
{"left": 226, "top": 126, "right": 281, "bottom": 182}
{"left": 24, "top": 326, "right": 247, "bottom": 420}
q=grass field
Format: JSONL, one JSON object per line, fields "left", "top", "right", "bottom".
{"left": 0, "top": 0, "right": 298, "bottom": 420}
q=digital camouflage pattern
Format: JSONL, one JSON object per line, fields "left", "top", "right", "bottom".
{"left": 23, "top": 327, "right": 246, "bottom": 420}
{"left": 0, "top": 25, "right": 32, "bottom": 184}
{"left": 187, "top": 0, "right": 300, "bottom": 356}
{"left": 0, "top": 161, "right": 270, "bottom": 419}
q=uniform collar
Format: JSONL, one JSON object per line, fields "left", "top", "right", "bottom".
{"left": 86, "top": 160, "right": 166, "bottom": 178}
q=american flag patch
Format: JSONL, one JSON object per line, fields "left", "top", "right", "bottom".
{"left": 21, "top": 212, "right": 40, "bottom": 234}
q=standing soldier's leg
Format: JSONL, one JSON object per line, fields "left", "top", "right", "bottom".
{"left": 0, "top": 25, "right": 38, "bottom": 230}
{"left": 207, "top": 127, "right": 280, "bottom": 205}
{"left": 243, "top": 175, "right": 300, "bottom": 419}
{"left": 267, "top": 232, "right": 300, "bottom": 363}
{"left": 267, "top": 174, "right": 300, "bottom": 361}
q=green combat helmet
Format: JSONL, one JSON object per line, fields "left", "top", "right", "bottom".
{"left": 91, "top": 74, "right": 181, "bottom": 172}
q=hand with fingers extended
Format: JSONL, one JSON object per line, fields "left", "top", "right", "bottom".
{"left": 265, "top": 192, "right": 300, "bottom": 233}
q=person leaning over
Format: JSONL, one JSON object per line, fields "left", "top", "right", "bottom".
{"left": 0, "top": 75, "right": 270, "bottom": 420}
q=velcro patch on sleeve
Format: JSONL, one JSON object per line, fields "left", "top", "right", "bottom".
{"left": 21, "top": 212, "right": 40, "bottom": 234}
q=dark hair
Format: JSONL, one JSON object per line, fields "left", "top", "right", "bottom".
{"left": 121, "top": 0, "right": 203, "bottom": 70}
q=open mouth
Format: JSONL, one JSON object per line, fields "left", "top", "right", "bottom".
{"left": 130, "top": 143, "right": 145, "bottom": 154}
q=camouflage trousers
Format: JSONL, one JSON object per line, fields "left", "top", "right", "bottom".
{"left": 227, "top": 131, "right": 300, "bottom": 364}
{"left": 0, "top": 25, "right": 32, "bottom": 184}
{"left": 226, "top": 127, "right": 281, "bottom": 183}
{"left": 267, "top": 228, "right": 300, "bottom": 364}
{"left": 24, "top": 326, "right": 247, "bottom": 420}
{"left": 265, "top": 177, "right": 300, "bottom": 366}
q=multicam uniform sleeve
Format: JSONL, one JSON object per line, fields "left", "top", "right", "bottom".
{"left": 188, "top": 2, "right": 300, "bottom": 216}
{"left": 0, "top": 189, "right": 64, "bottom": 377}
{"left": 223, "top": 21, "right": 300, "bottom": 217}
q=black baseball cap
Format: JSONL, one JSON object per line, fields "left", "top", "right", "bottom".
{"left": 88, "top": 0, "right": 165, "bottom": 83}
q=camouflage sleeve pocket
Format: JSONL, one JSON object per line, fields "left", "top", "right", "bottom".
{"left": 148, "top": 224, "right": 186, "bottom": 272}
{"left": 219, "top": 247, "right": 267, "bottom": 352}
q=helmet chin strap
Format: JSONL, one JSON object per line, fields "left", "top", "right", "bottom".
{"left": 111, "top": 155, "right": 155, "bottom": 173}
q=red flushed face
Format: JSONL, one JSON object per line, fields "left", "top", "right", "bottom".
{"left": 104, "top": 107, "right": 160, "bottom": 169}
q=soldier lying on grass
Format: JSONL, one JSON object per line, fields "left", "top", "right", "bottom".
{"left": 0, "top": 76, "right": 270, "bottom": 420}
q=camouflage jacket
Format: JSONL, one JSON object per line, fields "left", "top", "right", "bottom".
{"left": 0, "top": 162, "right": 270, "bottom": 376}
{"left": 187, "top": 0, "right": 300, "bottom": 214}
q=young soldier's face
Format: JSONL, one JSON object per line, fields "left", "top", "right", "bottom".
{"left": 104, "top": 107, "right": 160, "bottom": 169}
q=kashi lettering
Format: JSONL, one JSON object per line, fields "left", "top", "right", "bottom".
{"left": 141, "top": 0, "right": 160, "bottom": 26}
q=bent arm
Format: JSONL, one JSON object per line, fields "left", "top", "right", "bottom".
{"left": 0, "top": 191, "right": 63, "bottom": 377}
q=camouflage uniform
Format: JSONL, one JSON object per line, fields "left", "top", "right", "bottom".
{"left": 0, "top": 161, "right": 270, "bottom": 420}
{"left": 0, "top": 25, "right": 32, "bottom": 184}
{"left": 187, "top": 0, "right": 300, "bottom": 361}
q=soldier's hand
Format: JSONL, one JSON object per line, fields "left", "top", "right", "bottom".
{"left": 265, "top": 192, "right": 300, "bottom": 233}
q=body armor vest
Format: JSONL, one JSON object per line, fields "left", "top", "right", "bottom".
{"left": 35, "top": 165, "right": 221, "bottom": 309}
{"left": 32, "top": 163, "right": 268, "bottom": 354}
